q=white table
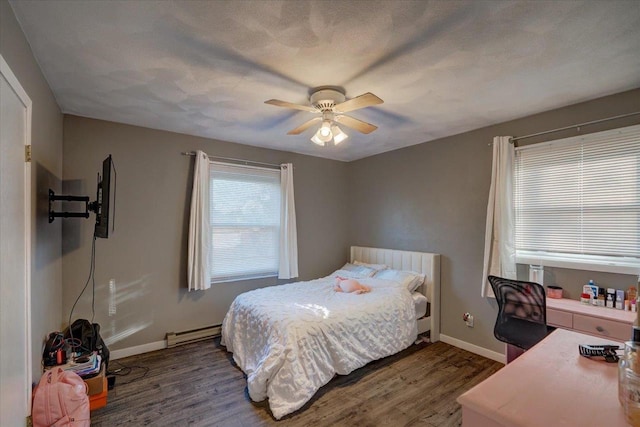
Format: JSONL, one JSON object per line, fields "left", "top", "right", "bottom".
{"left": 458, "top": 328, "right": 629, "bottom": 426}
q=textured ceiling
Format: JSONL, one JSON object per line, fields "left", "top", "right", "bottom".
{"left": 10, "top": 0, "right": 640, "bottom": 161}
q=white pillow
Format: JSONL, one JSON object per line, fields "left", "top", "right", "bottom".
{"left": 358, "top": 277, "right": 406, "bottom": 290}
{"left": 353, "top": 260, "right": 388, "bottom": 271}
{"left": 373, "top": 269, "right": 425, "bottom": 292}
{"left": 334, "top": 263, "right": 377, "bottom": 278}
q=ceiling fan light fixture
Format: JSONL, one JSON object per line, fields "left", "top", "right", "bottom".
{"left": 310, "top": 132, "right": 326, "bottom": 146}
{"left": 311, "top": 120, "right": 333, "bottom": 144}
{"left": 319, "top": 120, "right": 332, "bottom": 137}
{"left": 331, "top": 125, "right": 348, "bottom": 145}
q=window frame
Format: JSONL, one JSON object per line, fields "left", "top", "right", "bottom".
{"left": 208, "top": 161, "right": 281, "bottom": 283}
{"left": 513, "top": 124, "right": 640, "bottom": 275}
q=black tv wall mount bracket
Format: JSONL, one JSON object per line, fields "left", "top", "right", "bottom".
{"left": 48, "top": 189, "right": 98, "bottom": 223}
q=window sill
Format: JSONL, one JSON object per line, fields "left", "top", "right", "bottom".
{"left": 516, "top": 252, "right": 640, "bottom": 275}
{"left": 211, "top": 273, "right": 278, "bottom": 284}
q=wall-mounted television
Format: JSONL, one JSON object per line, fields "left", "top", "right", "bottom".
{"left": 48, "top": 154, "right": 116, "bottom": 238}
{"left": 92, "top": 155, "right": 115, "bottom": 238}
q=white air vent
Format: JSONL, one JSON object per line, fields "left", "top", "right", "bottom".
{"left": 166, "top": 324, "right": 221, "bottom": 348}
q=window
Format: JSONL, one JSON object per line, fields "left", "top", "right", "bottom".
{"left": 514, "top": 124, "right": 640, "bottom": 274}
{"left": 209, "top": 162, "right": 280, "bottom": 282}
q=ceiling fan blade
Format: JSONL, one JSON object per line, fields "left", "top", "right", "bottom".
{"left": 333, "top": 92, "right": 383, "bottom": 113}
{"left": 335, "top": 115, "right": 378, "bottom": 134}
{"left": 265, "top": 99, "right": 318, "bottom": 113}
{"left": 287, "top": 117, "right": 322, "bottom": 135}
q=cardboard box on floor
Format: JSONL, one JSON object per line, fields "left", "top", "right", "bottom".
{"left": 89, "top": 377, "right": 108, "bottom": 411}
{"left": 83, "top": 364, "right": 106, "bottom": 396}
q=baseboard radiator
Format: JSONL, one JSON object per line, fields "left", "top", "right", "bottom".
{"left": 166, "top": 324, "right": 222, "bottom": 348}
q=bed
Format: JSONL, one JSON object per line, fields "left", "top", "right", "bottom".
{"left": 221, "top": 246, "right": 441, "bottom": 419}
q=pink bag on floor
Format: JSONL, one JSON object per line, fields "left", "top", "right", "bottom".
{"left": 32, "top": 367, "right": 90, "bottom": 427}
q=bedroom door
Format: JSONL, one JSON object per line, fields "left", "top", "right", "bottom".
{"left": 0, "top": 54, "right": 33, "bottom": 426}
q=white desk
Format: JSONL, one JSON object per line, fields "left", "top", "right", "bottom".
{"left": 547, "top": 298, "right": 636, "bottom": 340}
{"left": 458, "top": 329, "right": 628, "bottom": 426}
{"left": 507, "top": 299, "right": 636, "bottom": 363}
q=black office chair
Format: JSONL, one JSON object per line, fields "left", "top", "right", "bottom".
{"left": 488, "top": 275, "right": 552, "bottom": 351}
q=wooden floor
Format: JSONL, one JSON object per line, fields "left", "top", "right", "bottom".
{"left": 90, "top": 338, "right": 502, "bottom": 426}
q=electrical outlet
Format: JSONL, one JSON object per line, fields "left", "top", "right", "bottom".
{"left": 463, "top": 312, "right": 474, "bottom": 327}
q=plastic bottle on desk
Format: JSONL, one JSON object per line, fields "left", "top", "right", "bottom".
{"left": 598, "top": 288, "right": 606, "bottom": 307}
{"left": 607, "top": 290, "right": 615, "bottom": 308}
{"left": 586, "top": 280, "right": 598, "bottom": 305}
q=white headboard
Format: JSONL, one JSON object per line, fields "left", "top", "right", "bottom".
{"left": 350, "top": 246, "right": 441, "bottom": 341}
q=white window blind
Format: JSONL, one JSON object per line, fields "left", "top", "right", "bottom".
{"left": 209, "top": 162, "right": 281, "bottom": 282}
{"left": 514, "top": 124, "right": 640, "bottom": 273}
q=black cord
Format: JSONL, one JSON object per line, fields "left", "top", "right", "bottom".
{"left": 67, "top": 231, "right": 97, "bottom": 353}
{"left": 64, "top": 337, "right": 83, "bottom": 352}
{"left": 91, "top": 253, "right": 96, "bottom": 324}
{"left": 107, "top": 360, "right": 149, "bottom": 386}
{"left": 47, "top": 333, "right": 65, "bottom": 352}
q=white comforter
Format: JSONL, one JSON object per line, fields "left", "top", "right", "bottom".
{"left": 220, "top": 273, "right": 417, "bottom": 419}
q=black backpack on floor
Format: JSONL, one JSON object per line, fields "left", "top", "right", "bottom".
{"left": 64, "top": 319, "right": 110, "bottom": 371}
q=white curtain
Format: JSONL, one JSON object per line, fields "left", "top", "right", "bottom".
{"left": 188, "top": 150, "right": 211, "bottom": 291}
{"left": 481, "top": 136, "right": 516, "bottom": 297}
{"left": 278, "top": 163, "right": 298, "bottom": 279}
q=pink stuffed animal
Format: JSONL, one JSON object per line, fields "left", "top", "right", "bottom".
{"left": 334, "top": 276, "right": 371, "bottom": 294}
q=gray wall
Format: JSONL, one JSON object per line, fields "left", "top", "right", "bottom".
{"left": 62, "top": 88, "right": 640, "bottom": 356}
{"left": 349, "top": 88, "right": 640, "bottom": 354}
{"left": 1, "top": 0, "right": 64, "bottom": 380}
{"left": 61, "top": 115, "right": 350, "bottom": 350}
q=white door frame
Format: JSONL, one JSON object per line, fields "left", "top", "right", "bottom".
{"left": 0, "top": 53, "right": 33, "bottom": 415}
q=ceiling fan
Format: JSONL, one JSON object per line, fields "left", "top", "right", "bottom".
{"left": 265, "top": 88, "right": 383, "bottom": 146}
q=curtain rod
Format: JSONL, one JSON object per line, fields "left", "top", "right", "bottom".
{"left": 509, "top": 111, "right": 640, "bottom": 144}
{"left": 181, "top": 151, "right": 283, "bottom": 169}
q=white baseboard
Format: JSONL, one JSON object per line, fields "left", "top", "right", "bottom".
{"left": 439, "top": 334, "right": 506, "bottom": 364}
{"left": 110, "top": 340, "right": 166, "bottom": 360}
{"left": 109, "top": 335, "right": 504, "bottom": 365}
